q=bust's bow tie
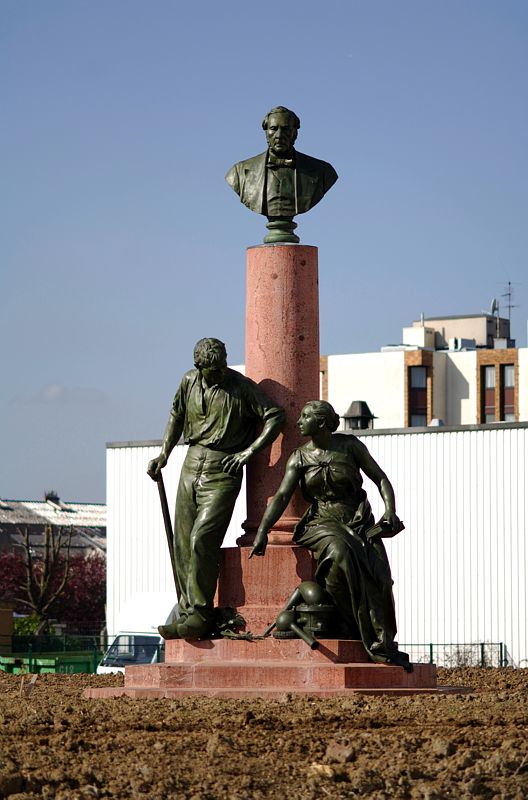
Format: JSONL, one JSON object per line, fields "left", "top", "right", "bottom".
{"left": 267, "top": 153, "right": 295, "bottom": 168}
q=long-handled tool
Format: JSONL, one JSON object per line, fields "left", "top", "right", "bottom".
{"left": 155, "top": 473, "right": 179, "bottom": 597}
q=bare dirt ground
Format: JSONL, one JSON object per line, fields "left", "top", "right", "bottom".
{"left": 0, "top": 668, "right": 527, "bottom": 799}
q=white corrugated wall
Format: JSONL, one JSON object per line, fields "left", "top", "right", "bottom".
{"left": 106, "top": 425, "right": 527, "bottom": 664}
{"left": 106, "top": 442, "right": 246, "bottom": 637}
{"left": 357, "top": 426, "right": 527, "bottom": 665}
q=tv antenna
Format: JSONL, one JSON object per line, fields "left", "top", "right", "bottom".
{"left": 501, "top": 280, "right": 518, "bottom": 322}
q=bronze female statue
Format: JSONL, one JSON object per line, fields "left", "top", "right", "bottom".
{"left": 250, "top": 400, "right": 411, "bottom": 670}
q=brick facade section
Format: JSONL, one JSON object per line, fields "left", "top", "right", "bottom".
{"left": 476, "top": 348, "right": 519, "bottom": 423}
{"left": 320, "top": 355, "right": 328, "bottom": 401}
{"left": 404, "top": 350, "right": 434, "bottom": 427}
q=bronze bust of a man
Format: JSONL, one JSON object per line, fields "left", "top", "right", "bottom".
{"left": 226, "top": 106, "right": 338, "bottom": 243}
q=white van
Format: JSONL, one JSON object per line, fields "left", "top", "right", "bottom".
{"left": 97, "top": 592, "right": 178, "bottom": 674}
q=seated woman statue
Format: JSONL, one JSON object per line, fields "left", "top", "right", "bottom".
{"left": 250, "top": 400, "right": 411, "bottom": 671}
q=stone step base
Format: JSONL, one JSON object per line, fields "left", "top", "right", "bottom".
{"left": 83, "top": 637, "right": 473, "bottom": 701}
{"left": 122, "top": 660, "right": 436, "bottom": 692}
{"left": 84, "top": 684, "right": 468, "bottom": 700}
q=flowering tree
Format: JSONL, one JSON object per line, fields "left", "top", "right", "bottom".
{"left": 0, "top": 550, "right": 26, "bottom": 602}
{"left": 0, "top": 526, "right": 106, "bottom": 633}
{"left": 14, "top": 525, "right": 73, "bottom": 633}
{"left": 53, "top": 551, "right": 106, "bottom": 627}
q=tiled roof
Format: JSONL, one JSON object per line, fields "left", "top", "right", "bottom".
{"left": 0, "top": 499, "right": 105, "bottom": 527}
{"left": 0, "top": 499, "right": 106, "bottom": 553}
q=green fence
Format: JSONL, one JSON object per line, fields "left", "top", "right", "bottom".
{"left": 0, "top": 634, "right": 103, "bottom": 674}
{"left": 0, "top": 636, "right": 514, "bottom": 673}
{"left": 12, "top": 633, "right": 103, "bottom": 654}
{"left": 401, "top": 642, "right": 511, "bottom": 667}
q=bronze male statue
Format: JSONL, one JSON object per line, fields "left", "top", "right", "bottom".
{"left": 226, "top": 106, "right": 338, "bottom": 243}
{"left": 147, "top": 338, "right": 285, "bottom": 639}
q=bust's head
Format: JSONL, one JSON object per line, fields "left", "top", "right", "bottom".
{"left": 262, "top": 106, "right": 300, "bottom": 158}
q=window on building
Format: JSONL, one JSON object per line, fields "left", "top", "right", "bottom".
{"left": 481, "top": 365, "right": 496, "bottom": 422}
{"left": 408, "top": 366, "right": 427, "bottom": 427}
{"left": 501, "top": 364, "right": 515, "bottom": 421}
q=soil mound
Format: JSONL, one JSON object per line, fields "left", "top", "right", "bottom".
{"left": 0, "top": 668, "right": 526, "bottom": 798}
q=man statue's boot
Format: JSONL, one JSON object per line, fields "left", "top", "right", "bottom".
{"left": 176, "top": 610, "right": 213, "bottom": 640}
{"left": 157, "top": 621, "right": 181, "bottom": 640}
{"left": 158, "top": 609, "right": 188, "bottom": 640}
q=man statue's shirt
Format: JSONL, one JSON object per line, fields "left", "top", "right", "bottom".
{"left": 171, "top": 368, "right": 285, "bottom": 454}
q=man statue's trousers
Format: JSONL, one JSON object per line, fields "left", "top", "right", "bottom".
{"left": 173, "top": 444, "right": 242, "bottom": 624}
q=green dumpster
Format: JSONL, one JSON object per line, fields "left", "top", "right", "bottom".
{"left": 0, "top": 651, "right": 101, "bottom": 674}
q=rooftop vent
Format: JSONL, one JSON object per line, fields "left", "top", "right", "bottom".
{"left": 44, "top": 490, "right": 71, "bottom": 512}
{"left": 44, "top": 490, "right": 60, "bottom": 504}
{"left": 341, "top": 401, "right": 376, "bottom": 431}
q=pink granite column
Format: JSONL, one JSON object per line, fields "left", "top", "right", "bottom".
{"left": 238, "top": 243, "right": 320, "bottom": 546}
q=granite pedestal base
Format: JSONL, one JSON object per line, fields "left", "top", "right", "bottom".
{"left": 85, "top": 543, "right": 468, "bottom": 699}
{"left": 84, "top": 637, "right": 467, "bottom": 700}
{"left": 216, "top": 544, "right": 315, "bottom": 631}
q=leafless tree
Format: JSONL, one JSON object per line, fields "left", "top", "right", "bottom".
{"left": 15, "top": 525, "right": 73, "bottom": 634}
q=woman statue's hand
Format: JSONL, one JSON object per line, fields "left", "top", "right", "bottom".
{"left": 249, "top": 529, "right": 269, "bottom": 559}
{"left": 381, "top": 510, "right": 404, "bottom": 533}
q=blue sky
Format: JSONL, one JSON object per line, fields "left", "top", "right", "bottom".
{"left": 2, "top": 1, "right": 527, "bottom": 502}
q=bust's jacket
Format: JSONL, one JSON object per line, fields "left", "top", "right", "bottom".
{"left": 225, "top": 149, "right": 338, "bottom": 216}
